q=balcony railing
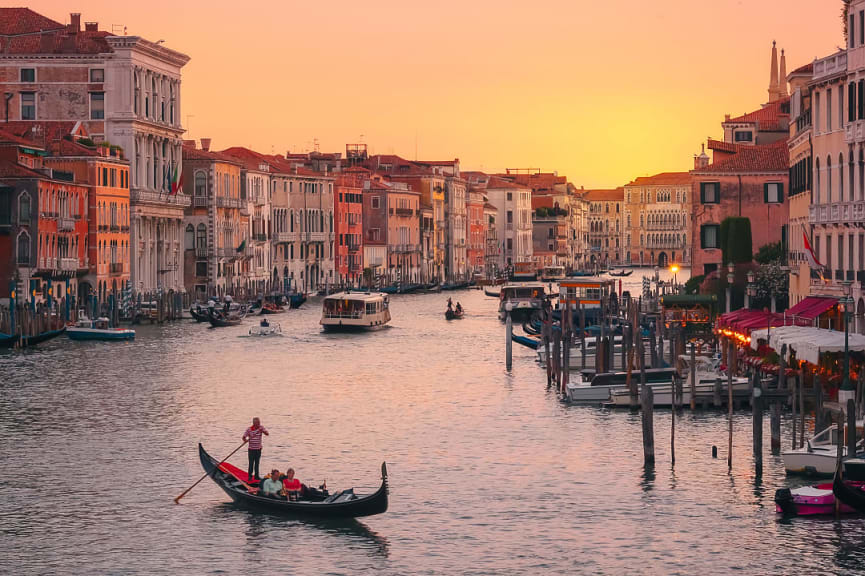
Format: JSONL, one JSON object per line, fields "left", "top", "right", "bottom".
{"left": 216, "top": 196, "right": 243, "bottom": 209}
{"left": 130, "top": 190, "right": 191, "bottom": 207}
{"left": 394, "top": 207, "right": 414, "bottom": 216}
{"left": 274, "top": 231, "right": 297, "bottom": 242}
{"left": 195, "top": 247, "right": 208, "bottom": 258}
{"left": 308, "top": 231, "right": 327, "bottom": 242}
{"left": 58, "top": 217, "right": 76, "bottom": 231}
{"left": 59, "top": 257, "right": 79, "bottom": 271}
{"left": 254, "top": 233, "right": 267, "bottom": 242}
{"left": 109, "top": 262, "right": 123, "bottom": 275}
{"left": 809, "top": 201, "right": 865, "bottom": 225}
{"left": 194, "top": 196, "right": 209, "bottom": 207}
{"left": 109, "top": 223, "right": 121, "bottom": 232}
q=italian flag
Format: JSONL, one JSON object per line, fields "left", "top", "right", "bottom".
{"left": 802, "top": 224, "right": 822, "bottom": 270}
{"left": 170, "top": 164, "right": 182, "bottom": 196}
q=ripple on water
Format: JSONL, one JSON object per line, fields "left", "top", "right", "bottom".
{"left": 2, "top": 285, "right": 865, "bottom": 574}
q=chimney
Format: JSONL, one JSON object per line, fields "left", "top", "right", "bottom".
{"left": 84, "top": 22, "right": 98, "bottom": 32}
{"left": 69, "top": 13, "right": 81, "bottom": 33}
{"left": 725, "top": 114, "right": 731, "bottom": 122}
{"left": 200, "top": 138, "right": 211, "bottom": 152}
{"left": 39, "top": 31, "right": 54, "bottom": 53}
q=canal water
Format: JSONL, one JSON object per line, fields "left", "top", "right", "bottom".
{"left": 2, "top": 270, "right": 865, "bottom": 575}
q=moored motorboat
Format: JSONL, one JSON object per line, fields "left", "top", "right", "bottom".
{"left": 498, "top": 282, "right": 546, "bottom": 320}
{"left": 198, "top": 444, "right": 388, "bottom": 518}
{"left": 67, "top": 313, "right": 135, "bottom": 341}
{"left": 782, "top": 424, "right": 864, "bottom": 476}
{"left": 775, "top": 482, "right": 859, "bottom": 516}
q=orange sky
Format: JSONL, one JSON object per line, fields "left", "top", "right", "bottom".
{"left": 28, "top": 1, "right": 843, "bottom": 187}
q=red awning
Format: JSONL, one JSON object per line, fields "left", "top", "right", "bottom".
{"left": 785, "top": 296, "right": 837, "bottom": 320}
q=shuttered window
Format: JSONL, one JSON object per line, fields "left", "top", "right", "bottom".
{"left": 700, "top": 225, "right": 720, "bottom": 249}
{"left": 764, "top": 182, "right": 784, "bottom": 204}
{"left": 700, "top": 182, "right": 720, "bottom": 204}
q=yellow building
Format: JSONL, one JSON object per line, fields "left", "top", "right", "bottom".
{"left": 622, "top": 172, "right": 691, "bottom": 267}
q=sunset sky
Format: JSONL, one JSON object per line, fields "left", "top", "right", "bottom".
{"left": 29, "top": 1, "right": 843, "bottom": 187}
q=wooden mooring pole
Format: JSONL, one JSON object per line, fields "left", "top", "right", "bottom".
{"left": 641, "top": 385, "right": 655, "bottom": 466}
{"left": 505, "top": 308, "right": 513, "bottom": 372}
{"left": 671, "top": 374, "right": 676, "bottom": 466}
{"left": 728, "top": 338, "right": 734, "bottom": 470}
{"left": 689, "top": 342, "right": 697, "bottom": 410}
{"left": 752, "top": 372, "right": 763, "bottom": 478}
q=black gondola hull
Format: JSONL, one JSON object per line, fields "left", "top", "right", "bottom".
{"left": 198, "top": 444, "right": 388, "bottom": 518}
{"left": 833, "top": 459, "right": 865, "bottom": 513}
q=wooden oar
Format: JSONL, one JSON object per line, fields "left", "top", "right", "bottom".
{"left": 174, "top": 440, "right": 247, "bottom": 504}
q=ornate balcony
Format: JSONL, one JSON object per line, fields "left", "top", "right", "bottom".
{"left": 809, "top": 201, "right": 865, "bottom": 225}
{"left": 130, "top": 190, "right": 191, "bottom": 207}
{"left": 58, "top": 217, "right": 76, "bottom": 231}
{"left": 216, "top": 196, "right": 243, "bottom": 209}
{"left": 59, "top": 257, "right": 79, "bottom": 271}
{"left": 109, "top": 262, "right": 124, "bottom": 275}
{"left": 274, "top": 231, "right": 297, "bottom": 243}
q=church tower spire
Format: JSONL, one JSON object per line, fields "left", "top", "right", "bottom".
{"left": 769, "top": 41, "right": 781, "bottom": 102}
{"left": 779, "top": 48, "right": 788, "bottom": 97}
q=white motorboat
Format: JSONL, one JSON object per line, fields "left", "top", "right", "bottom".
{"left": 564, "top": 368, "right": 678, "bottom": 403}
{"left": 66, "top": 312, "right": 135, "bottom": 341}
{"left": 499, "top": 282, "right": 547, "bottom": 320}
{"left": 248, "top": 320, "right": 282, "bottom": 337}
{"left": 782, "top": 423, "right": 864, "bottom": 476}
{"left": 536, "top": 335, "right": 665, "bottom": 371}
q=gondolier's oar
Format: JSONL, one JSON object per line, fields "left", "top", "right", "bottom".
{"left": 174, "top": 440, "right": 247, "bottom": 504}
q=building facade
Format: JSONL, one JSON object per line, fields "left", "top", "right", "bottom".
{"left": 623, "top": 172, "right": 691, "bottom": 267}
{"left": 584, "top": 188, "right": 623, "bottom": 267}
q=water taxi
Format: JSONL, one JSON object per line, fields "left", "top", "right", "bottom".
{"left": 539, "top": 265, "right": 566, "bottom": 282}
{"left": 321, "top": 292, "right": 391, "bottom": 331}
{"left": 498, "top": 282, "right": 547, "bottom": 320}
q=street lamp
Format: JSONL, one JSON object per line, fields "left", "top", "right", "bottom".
{"left": 726, "top": 262, "right": 735, "bottom": 314}
{"left": 840, "top": 280, "right": 855, "bottom": 405}
{"left": 670, "top": 263, "right": 679, "bottom": 289}
{"left": 746, "top": 270, "right": 755, "bottom": 309}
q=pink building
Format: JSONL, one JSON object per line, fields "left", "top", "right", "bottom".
{"left": 690, "top": 139, "right": 789, "bottom": 275}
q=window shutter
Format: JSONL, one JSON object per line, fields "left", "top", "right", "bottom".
{"left": 856, "top": 80, "right": 865, "bottom": 120}
{"left": 764, "top": 182, "right": 769, "bottom": 203}
{"left": 850, "top": 83, "right": 857, "bottom": 123}
{"left": 778, "top": 182, "right": 784, "bottom": 200}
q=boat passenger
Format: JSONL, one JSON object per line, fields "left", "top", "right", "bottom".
{"left": 447, "top": 298, "right": 453, "bottom": 310}
{"left": 282, "top": 467, "right": 302, "bottom": 501}
{"left": 260, "top": 469, "right": 284, "bottom": 498}
{"left": 261, "top": 318, "right": 269, "bottom": 327}
{"left": 455, "top": 302, "right": 463, "bottom": 314}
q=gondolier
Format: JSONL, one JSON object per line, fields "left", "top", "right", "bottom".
{"left": 243, "top": 417, "right": 269, "bottom": 482}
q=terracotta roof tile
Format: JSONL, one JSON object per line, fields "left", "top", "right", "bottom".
{"left": 584, "top": 188, "right": 624, "bottom": 201}
{"left": 694, "top": 139, "right": 789, "bottom": 174}
{"left": 0, "top": 158, "right": 44, "bottom": 179}
{"left": 0, "top": 8, "right": 63, "bottom": 36}
{"left": 183, "top": 146, "right": 242, "bottom": 165}
{"left": 724, "top": 97, "right": 790, "bottom": 131}
{"left": 626, "top": 172, "right": 691, "bottom": 187}
{"left": 789, "top": 62, "right": 813, "bottom": 76}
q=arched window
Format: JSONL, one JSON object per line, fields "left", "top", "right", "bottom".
{"left": 18, "top": 192, "right": 30, "bottom": 223}
{"left": 185, "top": 224, "right": 194, "bottom": 250}
{"left": 290, "top": 210, "right": 294, "bottom": 232}
{"left": 17, "top": 230, "right": 30, "bottom": 265}
{"left": 816, "top": 157, "right": 821, "bottom": 203}
{"left": 196, "top": 223, "right": 207, "bottom": 251}
{"left": 839, "top": 153, "right": 845, "bottom": 202}
{"left": 827, "top": 155, "right": 833, "bottom": 203}
{"left": 194, "top": 171, "right": 207, "bottom": 197}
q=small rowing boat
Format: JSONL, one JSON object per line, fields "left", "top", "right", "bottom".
{"left": 199, "top": 444, "right": 389, "bottom": 518}
{"left": 67, "top": 313, "right": 135, "bottom": 341}
{"left": 445, "top": 308, "right": 464, "bottom": 320}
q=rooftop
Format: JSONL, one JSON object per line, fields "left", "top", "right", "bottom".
{"left": 694, "top": 139, "right": 789, "bottom": 174}
{"left": 583, "top": 188, "right": 624, "bottom": 202}
{"left": 626, "top": 172, "right": 691, "bottom": 187}
{"left": 724, "top": 97, "right": 790, "bottom": 131}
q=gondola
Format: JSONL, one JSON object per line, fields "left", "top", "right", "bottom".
{"left": 441, "top": 281, "right": 469, "bottom": 291}
{"left": 288, "top": 293, "right": 307, "bottom": 309}
{"left": 832, "top": 458, "right": 865, "bottom": 513}
{"left": 608, "top": 270, "right": 633, "bottom": 277}
{"left": 484, "top": 287, "right": 500, "bottom": 298}
{"left": 198, "top": 444, "right": 389, "bottom": 518}
{"left": 207, "top": 308, "right": 246, "bottom": 327}
{"left": 0, "top": 326, "right": 66, "bottom": 349}
{"left": 512, "top": 333, "right": 540, "bottom": 349}
{"left": 189, "top": 306, "right": 211, "bottom": 322}
{"left": 445, "top": 308, "right": 464, "bottom": 320}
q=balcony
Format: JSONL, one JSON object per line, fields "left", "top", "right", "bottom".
{"left": 59, "top": 257, "right": 79, "bottom": 271}
{"left": 58, "top": 217, "right": 75, "bottom": 231}
{"left": 216, "top": 196, "right": 243, "bottom": 209}
{"left": 274, "top": 231, "right": 297, "bottom": 242}
{"left": 254, "top": 233, "right": 267, "bottom": 242}
{"left": 195, "top": 247, "right": 208, "bottom": 258}
{"left": 109, "top": 262, "right": 123, "bottom": 275}
{"left": 109, "top": 223, "right": 120, "bottom": 232}
{"left": 308, "top": 231, "right": 327, "bottom": 242}
{"left": 130, "top": 190, "right": 191, "bottom": 207}
{"left": 813, "top": 51, "right": 847, "bottom": 81}
{"left": 347, "top": 242, "right": 361, "bottom": 252}
{"left": 394, "top": 207, "right": 414, "bottom": 216}
{"left": 846, "top": 121, "right": 865, "bottom": 144}
{"left": 809, "top": 201, "right": 865, "bottom": 225}
{"left": 193, "top": 196, "right": 209, "bottom": 207}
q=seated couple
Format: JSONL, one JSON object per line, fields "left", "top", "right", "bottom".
{"left": 257, "top": 467, "right": 303, "bottom": 500}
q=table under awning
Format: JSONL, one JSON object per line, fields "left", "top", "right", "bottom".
{"left": 749, "top": 325, "right": 865, "bottom": 365}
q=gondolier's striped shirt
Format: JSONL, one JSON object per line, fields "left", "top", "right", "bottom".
{"left": 244, "top": 426, "right": 268, "bottom": 450}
